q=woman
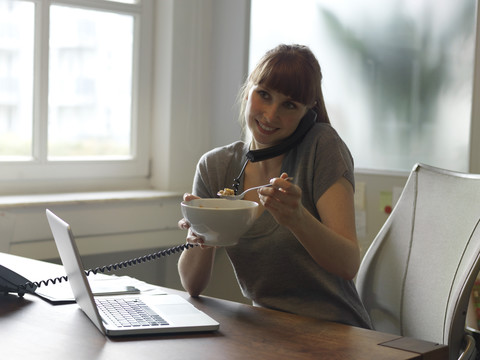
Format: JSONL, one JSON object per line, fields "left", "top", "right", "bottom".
{"left": 178, "top": 44, "right": 372, "bottom": 329}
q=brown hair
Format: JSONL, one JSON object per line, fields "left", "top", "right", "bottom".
{"left": 239, "top": 44, "right": 330, "bottom": 127}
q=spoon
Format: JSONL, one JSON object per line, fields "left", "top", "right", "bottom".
{"left": 217, "top": 177, "right": 293, "bottom": 200}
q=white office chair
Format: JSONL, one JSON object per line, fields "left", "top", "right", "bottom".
{"left": 356, "top": 163, "right": 480, "bottom": 360}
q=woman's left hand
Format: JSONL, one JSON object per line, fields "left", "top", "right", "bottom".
{"left": 257, "top": 172, "right": 304, "bottom": 227}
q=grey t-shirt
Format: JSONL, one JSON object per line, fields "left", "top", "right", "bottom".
{"left": 192, "top": 123, "right": 372, "bottom": 329}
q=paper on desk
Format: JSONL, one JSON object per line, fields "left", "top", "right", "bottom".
{"left": 35, "top": 275, "right": 166, "bottom": 304}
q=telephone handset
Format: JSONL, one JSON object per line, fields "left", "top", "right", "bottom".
{"left": 0, "top": 243, "right": 195, "bottom": 297}
{"left": 246, "top": 108, "right": 317, "bottom": 162}
{"left": 231, "top": 109, "right": 317, "bottom": 193}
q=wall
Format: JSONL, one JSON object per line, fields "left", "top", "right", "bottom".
{"left": 148, "top": 0, "right": 251, "bottom": 303}
{"left": 1, "top": 191, "right": 185, "bottom": 259}
{"left": 150, "top": 0, "right": 249, "bottom": 193}
{"left": 355, "top": 171, "right": 408, "bottom": 257}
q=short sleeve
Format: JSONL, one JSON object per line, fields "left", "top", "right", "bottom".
{"left": 192, "top": 141, "right": 248, "bottom": 199}
{"left": 312, "top": 125, "right": 354, "bottom": 203}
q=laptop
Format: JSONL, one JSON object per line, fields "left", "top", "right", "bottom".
{"left": 45, "top": 209, "right": 219, "bottom": 336}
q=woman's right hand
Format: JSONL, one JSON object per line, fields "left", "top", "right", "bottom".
{"left": 178, "top": 193, "right": 208, "bottom": 247}
{"left": 177, "top": 193, "right": 216, "bottom": 296}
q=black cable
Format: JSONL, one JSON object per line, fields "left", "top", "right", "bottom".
{"left": 17, "top": 243, "right": 196, "bottom": 293}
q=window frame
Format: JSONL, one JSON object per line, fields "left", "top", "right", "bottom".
{"left": 0, "top": 0, "right": 153, "bottom": 183}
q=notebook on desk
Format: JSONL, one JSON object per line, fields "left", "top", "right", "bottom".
{"left": 45, "top": 209, "right": 219, "bottom": 336}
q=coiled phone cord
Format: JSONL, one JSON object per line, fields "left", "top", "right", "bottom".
{"left": 18, "top": 243, "right": 196, "bottom": 293}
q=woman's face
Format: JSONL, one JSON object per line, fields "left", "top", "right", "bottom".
{"left": 245, "top": 84, "right": 308, "bottom": 150}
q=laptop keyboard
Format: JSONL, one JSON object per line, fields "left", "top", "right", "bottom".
{"left": 96, "top": 297, "right": 169, "bottom": 328}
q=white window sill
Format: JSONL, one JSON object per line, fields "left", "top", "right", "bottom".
{"left": 0, "top": 189, "right": 182, "bottom": 208}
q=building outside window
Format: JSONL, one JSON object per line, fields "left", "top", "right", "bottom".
{"left": 250, "top": 0, "right": 477, "bottom": 172}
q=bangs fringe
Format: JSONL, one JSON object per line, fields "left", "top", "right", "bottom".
{"left": 254, "top": 56, "right": 315, "bottom": 106}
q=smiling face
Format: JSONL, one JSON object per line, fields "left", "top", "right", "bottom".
{"left": 245, "top": 84, "right": 308, "bottom": 150}
{"left": 238, "top": 45, "right": 329, "bottom": 141}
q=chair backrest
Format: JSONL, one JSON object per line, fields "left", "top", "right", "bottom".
{"left": 356, "top": 163, "right": 480, "bottom": 360}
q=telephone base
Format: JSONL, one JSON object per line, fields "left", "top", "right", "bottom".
{"left": 1, "top": 286, "right": 27, "bottom": 297}
{"left": 0, "top": 264, "right": 37, "bottom": 297}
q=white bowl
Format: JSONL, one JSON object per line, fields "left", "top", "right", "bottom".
{"left": 181, "top": 198, "right": 259, "bottom": 246}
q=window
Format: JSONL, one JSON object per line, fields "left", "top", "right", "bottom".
{"left": 0, "top": 0, "right": 153, "bottom": 182}
{"left": 249, "top": 0, "right": 477, "bottom": 172}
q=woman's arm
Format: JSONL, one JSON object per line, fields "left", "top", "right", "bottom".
{"left": 177, "top": 239, "right": 216, "bottom": 297}
{"left": 258, "top": 175, "right": 360, "bottom": 280}
{"left": 177, "top": 194, "right": 217, "bottom": 297}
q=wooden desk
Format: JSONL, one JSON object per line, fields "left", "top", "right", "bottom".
{"left": 0, "top": 252, "right": 447, "bottom": 360}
